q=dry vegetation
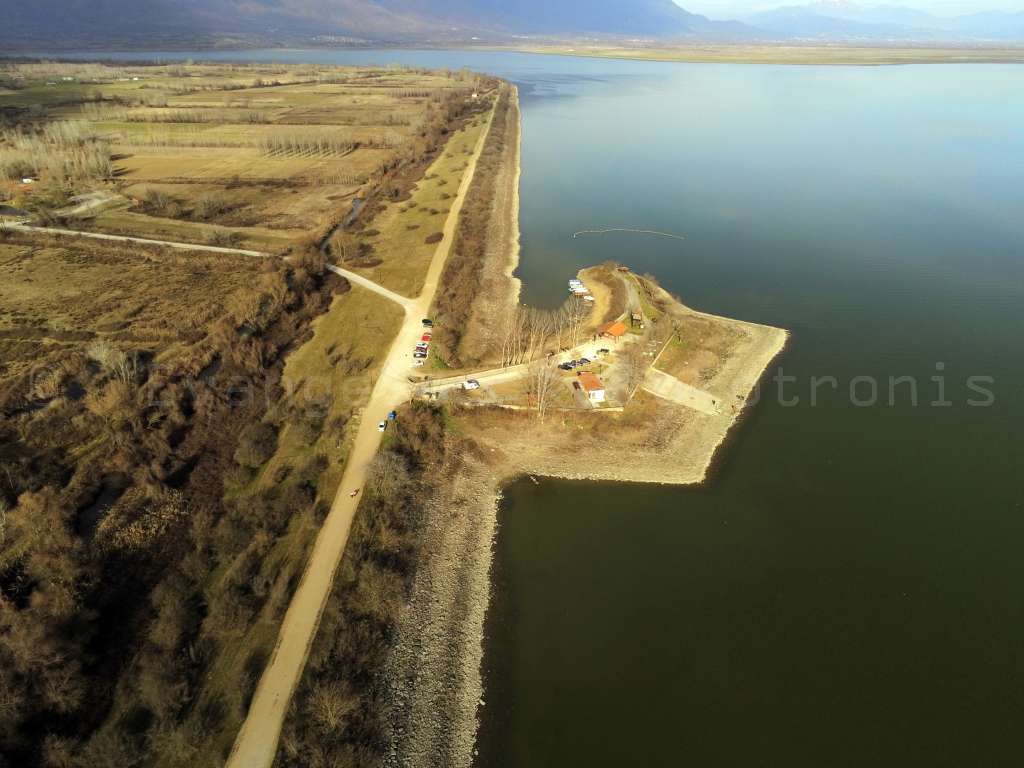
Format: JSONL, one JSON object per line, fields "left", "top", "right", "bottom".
{"left": 654, "top": 312, "right": 747, "bottom": 387}
{"left": 329, "top": 110, "right": 490, "bottom": 297}
{"left": 0, "top": 230, "right": 347, "bottom": 767}
{"left": 0, "top": 60, "right": 492, "bottom": 251}
{"left": 429, "top": 84, "right": 514, "bottom": 367}
{"left": 275, "top": 403, "right": 451, "bottom": 768}
{"left": 0, "top": 59, "right": 491, "bottom": 768}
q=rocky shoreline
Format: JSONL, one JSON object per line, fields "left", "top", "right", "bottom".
{"left": 382, "top": 455, "right": 500, "bottom": 768}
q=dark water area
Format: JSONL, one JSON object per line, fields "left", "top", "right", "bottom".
{"left": 43, "top": 49, "right": 1024, "bottom": 765}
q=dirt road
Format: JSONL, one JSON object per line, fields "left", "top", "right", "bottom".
{"left": 327, "top": 264, "right": 412, "bottom": 309}
{"left": 7, "top": 222, "right": 268, "bottom": 258}
{"left": 416, "top": 337, "right": 616, "bottom": 397}
{"left": 225, "top": 101, "right": 497, "bottom": 768}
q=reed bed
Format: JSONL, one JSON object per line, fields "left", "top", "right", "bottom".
{"left": 0, "top": 120, "right": 111, "bottom": 182}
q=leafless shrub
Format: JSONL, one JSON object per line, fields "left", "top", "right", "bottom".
{"left": 86, "top": 339, "right": 138, "bottom": 385}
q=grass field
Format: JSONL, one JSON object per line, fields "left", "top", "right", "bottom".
{"left": 267, "top": 286, "right": 405, "bottom": 502}
{"left": 1, "top": 61, "right": 486, "bottom": 252}
{"left": 653, "top": 312, "right": 745, "bottom": 388}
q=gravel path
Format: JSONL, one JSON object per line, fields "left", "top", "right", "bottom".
{"left": 7, "top": 222, "right": 268, "bottom": 258}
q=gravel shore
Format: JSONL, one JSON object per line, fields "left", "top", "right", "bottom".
{"left": 383, "top": 455, "right": 500, "bottom": 768}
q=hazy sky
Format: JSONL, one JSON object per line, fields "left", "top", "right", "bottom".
{"left": 678, "top": 0, "right": 1024, "bottom": 19}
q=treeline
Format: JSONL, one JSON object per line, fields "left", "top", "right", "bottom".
{"left": 0, "top": 243, "right": 348, "bottom": 767}
{"left": 120, "top": 109, "right": 271, "bottom": 125}
{"left": 105, "top": 128, "right": 395, "bottom": 154}
{"left": 259, "top": 133, "right": 360, "bottom": 158}
{"left": 430, "top": 84, "right": 512, "bottom": 368}
{"left": 274, "top": 402, "right": 449, "bottom": 768}
{"left": 338, "top": 80, "right": 496, "bottom": 248}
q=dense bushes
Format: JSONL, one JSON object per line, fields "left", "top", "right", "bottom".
{"left": 430, "top": 85, "right": 512, "bottom": 367}
{"left": 0, "top": 250, "right": 343, "bottom": 767}
{"left": 234, "top": 422, "right": 279, "bottom": 468}
{"left": 275, "top": 402, "right": 447, "bottom": 768}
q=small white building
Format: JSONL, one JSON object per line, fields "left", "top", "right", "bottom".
{"left": 577, "top": 372, "right": 606, "bottom": 403}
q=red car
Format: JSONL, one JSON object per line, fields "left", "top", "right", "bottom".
{"left": 421, "top": 333, "right": 432, "bottom": 342}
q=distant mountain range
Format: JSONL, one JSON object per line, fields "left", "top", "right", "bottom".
{"left": 2, "top": 0, "right": 750, "bottom": 50}
{"left": 2, "top": 0, "right": 1023, "bottom": 50}
{"left": 744, "top": 2, "right": 1024, "bottom": 42}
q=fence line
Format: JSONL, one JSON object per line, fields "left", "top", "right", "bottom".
{"left": 572, "top": 228, "right": 686, "bottom": 241}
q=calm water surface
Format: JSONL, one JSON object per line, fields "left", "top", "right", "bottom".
{"left": 49, "top": 50, "right": 1024, "bottom": 765}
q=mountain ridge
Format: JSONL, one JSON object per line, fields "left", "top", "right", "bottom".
{"left": 744, "top": 2, "right": 1024, "bottom": 42}
{"left": 2, "top": 0, "right": 755, "bottom": 50}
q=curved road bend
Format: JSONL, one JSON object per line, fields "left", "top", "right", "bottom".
{"left": 225, "top": 100, "right": 498, "bottom": 768}
{"left": 327, "top": 264, "right": 413, "bottom": 310}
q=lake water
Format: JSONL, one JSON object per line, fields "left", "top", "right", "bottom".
{"left": 45, "top": 49, "right": 1024, "bottom": 765}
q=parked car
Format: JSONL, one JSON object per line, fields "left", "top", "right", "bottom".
{"left": 377, "top": 421, "right": 387, "bottom": 432}
{"left": 462, "top": 379, "right": 481, "bottom": 391}
{"left": 413, "top": 351, "right": 427, "bottom": 359}
{"left": 388, "top": 411, "right": 398, "bottom": 421}
{"left": 598, "top": 348, "right": 610, "bottom": 355}
{"left": 422, "top": 318, "right": 433, "bottom": 328}
{"left": 421, "top": 333, "right": 432, "bottom": 342}
{"left": 558, "top": 363, "right": 573, "bottom": 371}
{"left": 415, "top": 342, "right": 429, "bottom": 350}
{"left": 578, "top": 357, "right": 591, "bottom": 365}
{"left": 412, "top": 359, "right": 425, "bottom": 367}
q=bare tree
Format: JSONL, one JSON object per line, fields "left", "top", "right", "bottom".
{"left": 309, "top": 680, "right": 355, "bottom": 731}
{"left": 499, "top": 305, "right": 527, "bottom": 368}
{"left": 228, "top": 290, "right": 266, "bottom": 331}
{"left": 552, "top": 297, "right": 589, "bottom": 351}
{"left": 523, "top": 307, "right": 554, "bottom": 364}
{"left": 528, "top": 358, "right": 560, "bottom": 421}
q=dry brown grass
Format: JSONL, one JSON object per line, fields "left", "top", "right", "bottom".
{"left": 0, "top": 233, "right": 261, "bottom": 384}
{"left": 652, "top": 313, "right": 745, "bottom": 387}
{"left": 1, "top": 61, "right": 490, "bottom": 253}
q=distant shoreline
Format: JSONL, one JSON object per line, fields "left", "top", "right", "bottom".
{"left": 5, "top": 43, "right": 1024, "bottom": 67}
{"left": 513, "top": 43, "right": 1024, "bottom": 66}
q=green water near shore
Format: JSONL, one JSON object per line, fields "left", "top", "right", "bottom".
{"left": 48, "top": 49, "right": 1024, "bottom": 765}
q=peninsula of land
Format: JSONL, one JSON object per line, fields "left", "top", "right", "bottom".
{"left": 0, "top": 60, "right": 786, "bottom": 768}
{"left": 377, "top": 86, "right": 788, "bottom": 768}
